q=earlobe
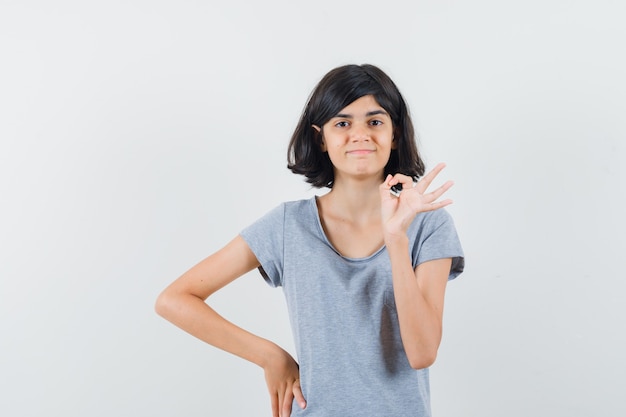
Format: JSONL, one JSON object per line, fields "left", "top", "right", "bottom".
{"left": 312, "top": 125, "right": 326, "bottom": 152}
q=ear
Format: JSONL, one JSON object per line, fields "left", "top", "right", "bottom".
{"left": 391, "top": 128, "right": 398, "bottom": 150}
{"left": 312, "top": 125, "right": 326, "bottom": 152}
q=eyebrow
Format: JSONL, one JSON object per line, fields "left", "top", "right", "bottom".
{"left": 333, "top": 109, "right": 389, "bottom": 118}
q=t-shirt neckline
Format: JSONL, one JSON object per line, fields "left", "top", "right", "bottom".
{"left": 310, "top": 196, "right": 386, "bottom": 262}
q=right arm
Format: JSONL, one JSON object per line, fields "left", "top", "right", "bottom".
{"left": 154, "top": 235, "right": 306, "bottom": 417}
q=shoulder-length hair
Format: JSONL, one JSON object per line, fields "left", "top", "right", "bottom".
{"left": 287, "top": 64, "right": 425, "bottom": 188}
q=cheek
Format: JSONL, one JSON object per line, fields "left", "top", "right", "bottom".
{"left": 324, "top": 139, "right": 343, "bottom": 153}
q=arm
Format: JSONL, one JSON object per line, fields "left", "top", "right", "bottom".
{"left": 380, "top": 163, "right": 454, "bottom": 369}
{"left": 385, "top": 240, "right": 451, "bottom": 369}
{"left": 155, "top": 235, "right": 306, "bottom": 416}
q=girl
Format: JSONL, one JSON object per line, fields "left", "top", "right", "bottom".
{"left": 156, "top": 64, "right": 464, "bottom": 417}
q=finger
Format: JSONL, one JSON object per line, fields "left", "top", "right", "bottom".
{"left": 282, "top": 386, "right": 294, "bottom": 417}
{"left": 293, "top": 380, "right": 307, "bottom": 409}
{"left": 415, "top": 162, "right": 446, "bottom": 192}
{"left": 424, "top": 180, "right": 454, "bottom": 203}
{"left": 390, "top": 173, "right": 415, "bottom": 188}
{"left": 423, "top": 199, "right": 454, "bottom": 212}
{"left": 380, "top": 175, "right": 398, "bottom": 200}
{"left": 380, "top": 174, "right": 393, "bottom": 189}
{"left": 387, "top": 174, "right": 414, "bottom": 198}
{"left": 270, "top": 391, "right": 279, "bottom": 417}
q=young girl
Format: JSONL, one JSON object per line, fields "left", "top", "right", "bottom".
{"left": 156, "top": 64, "right": 464, "bottom": 417}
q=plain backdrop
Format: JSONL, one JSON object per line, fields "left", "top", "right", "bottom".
{"left": 1, "top": 1, "right": 625, "bottom": 416}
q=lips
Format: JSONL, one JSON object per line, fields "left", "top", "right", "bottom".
{"left": 346, "top": 149, "right": 375, "bottom": 155}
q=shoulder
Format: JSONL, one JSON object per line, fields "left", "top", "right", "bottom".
{"left": 412, "top": 208, "right": 455, "bottom": 230}
{"left": 262, "top": 197, "right": 314, "bottom": 212}
{"left": 407, "top": 208, "right": 461, "bottom": 246}
{"left": 283, "top": 196, "right": 315, "bottom": 209}
{"left": 244, "top": 197, "right": 315, "bottom": 229}
{"left": 282, "top": 196, "right": 317, "bottom": 219}
{"left": 409, "top": 208, "right": 465, "bottom": 274}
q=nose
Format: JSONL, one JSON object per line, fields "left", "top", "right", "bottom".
{"left": 350, "top": 124, "right": 370, "bottom": 142}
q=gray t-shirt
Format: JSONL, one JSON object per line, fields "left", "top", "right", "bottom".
{"left": 240, "top": 196, "right": 464, "bottom": 417}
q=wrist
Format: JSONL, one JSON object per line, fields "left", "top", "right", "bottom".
{"left": 258, "top": 341, "right": 290, "bottom": 370}
{"left": 383, "top": 231, "right": 409, "bottom": 248}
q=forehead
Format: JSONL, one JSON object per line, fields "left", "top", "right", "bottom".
{"left": 333, "top": 95, "right": 388, "bottom": 117}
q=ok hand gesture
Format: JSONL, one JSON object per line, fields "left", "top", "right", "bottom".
{"left": 380, "top": 162, "right": 454, "bottom": 238}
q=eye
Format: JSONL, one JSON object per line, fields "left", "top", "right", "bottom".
{"left": 334, "top": 121, "right": 350, "bottom": 128}
{"left": 370, "top": 119, "right": 383, "bottom": 126}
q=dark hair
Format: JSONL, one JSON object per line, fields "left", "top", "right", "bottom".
{"left": 287, "top": 64, "right": 425, "bottom": 188}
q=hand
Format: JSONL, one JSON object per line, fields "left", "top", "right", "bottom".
{"left": 380, "top": 162, "right": 454, "bottom": 238}
{"left": 263, "top": 349, "right": 306, "bottom": 417}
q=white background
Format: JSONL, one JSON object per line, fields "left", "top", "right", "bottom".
{"left": 1, "top": 1, "right": 625, "bottom": 416}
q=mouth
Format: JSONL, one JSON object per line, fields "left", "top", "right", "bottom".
{"left": 346, "top": 149, "right": 375, "bottom": 155}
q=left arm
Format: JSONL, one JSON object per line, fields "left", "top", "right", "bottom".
{"left": 385, "top": 235, "right": 451, "bottom": 369}
{"left": 380, "top": 162, "right": 454, "bottom": 369}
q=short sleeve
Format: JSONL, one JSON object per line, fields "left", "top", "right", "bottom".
{"left": 239, "top": 203, "right": 285, "bottom": 287}
{"left": 410, "top": 209, "right": 465, "bottom": 281}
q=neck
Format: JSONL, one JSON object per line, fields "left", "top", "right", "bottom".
{"left": 322, "top": 175, "right": 383, "bottom": 221}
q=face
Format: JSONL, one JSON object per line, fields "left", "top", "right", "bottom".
{"left": 313, "top": 95, "right": 395, "bottom": 183}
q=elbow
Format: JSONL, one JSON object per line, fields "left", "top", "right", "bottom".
{"left": 407, "top": 351, "right": 438, "bottom": 370}
{"left": 154, "top": 290, "right": 174, "bottom": 319}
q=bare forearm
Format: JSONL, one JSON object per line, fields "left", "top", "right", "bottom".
{"left": 385, "top": 235, "right": 443, "bottom": 369}
{"left": 156, "top": 291, "right": 283, "bottom": 368}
